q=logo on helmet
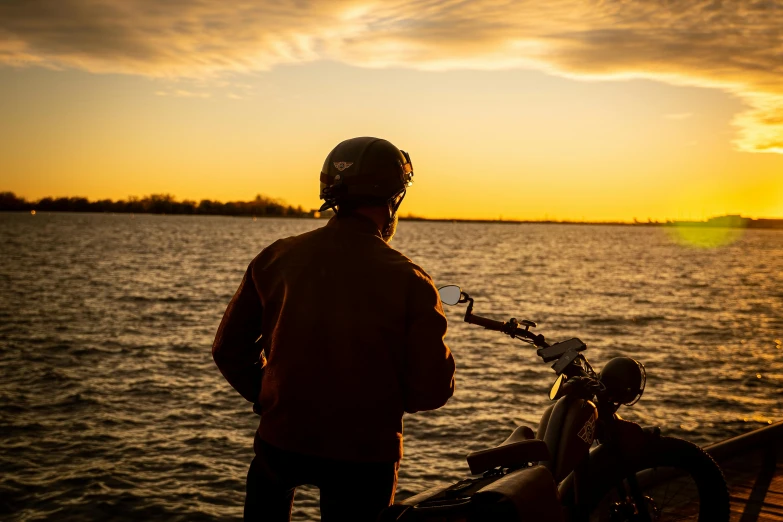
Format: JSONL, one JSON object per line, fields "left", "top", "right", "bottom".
{"left": 333, "top": 162, "right": 353, "bottom": 172}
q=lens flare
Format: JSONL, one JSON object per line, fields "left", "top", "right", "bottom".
{"left": 665, "top": 225, "right": 746, "bottom": 248}
{"left": 665, "top": 216, "right": 748, "bottom": 248}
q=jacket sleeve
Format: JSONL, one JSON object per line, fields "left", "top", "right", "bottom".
{"left": 403, "top": 270, "right": 456, "bottom": 413}
{"left": 212, "top": 262, "right": 265, "bottom": 403}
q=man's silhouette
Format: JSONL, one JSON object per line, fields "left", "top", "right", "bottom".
{"left": 213, "top": 137, "right": 456, "bottom": 521}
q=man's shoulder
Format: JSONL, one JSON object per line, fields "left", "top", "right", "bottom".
{"left": 272, "top": 226, "right": 324, "bottom": 250}
{"left": 379, "top": 247, "right": 434, "bottom": 285}
{"left": 247, "top": 224, "right": 434, "bottom": 285}
{"left": 249, "top": 226, "right": 325, "bottom": 267}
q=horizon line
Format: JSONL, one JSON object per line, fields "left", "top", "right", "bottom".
{"left": 2, "top": 190, "right": 782, "bottom": 224}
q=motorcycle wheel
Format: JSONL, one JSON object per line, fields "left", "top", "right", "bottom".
{"left": 587, "top": 436, "right": 729, "bottom": 522}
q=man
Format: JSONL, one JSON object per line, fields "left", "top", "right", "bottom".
{"left": 212, "top": 137, "right": 456, "bottom": 521}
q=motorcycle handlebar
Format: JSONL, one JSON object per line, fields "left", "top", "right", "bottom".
{"left": 465, "top": 312, "right": 548, "bottom": 348}
{"left": 464, "top": 313, "right": 506, "bottom": 331}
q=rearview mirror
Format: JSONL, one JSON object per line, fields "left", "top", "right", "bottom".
{"left": 438, "top": 285, "right": 462, "bottom": 306}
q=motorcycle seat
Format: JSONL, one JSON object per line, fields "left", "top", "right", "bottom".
{"left": 466, "top": 426, "right": 551, "bottom": 475}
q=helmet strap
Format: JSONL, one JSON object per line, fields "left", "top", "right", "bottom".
{"left": 382, "top": 189, "right": 406, "bottom": 240}
{"left": 389, "top": 190, "right": 406, "bottom": 218}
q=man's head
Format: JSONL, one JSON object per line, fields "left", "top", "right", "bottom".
{"left": 319, "top": 137, "right": 413, "bottom": 242}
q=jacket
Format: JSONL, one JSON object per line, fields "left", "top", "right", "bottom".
{"left": 212, "top": 213, "right": 456, "bottom": 462}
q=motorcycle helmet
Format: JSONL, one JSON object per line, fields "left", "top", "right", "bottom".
{"left": 598, "top": 357, "right": 646, "bottom": 405}
{"left": 319, "top": 137, "right": 413, "bottom": 213}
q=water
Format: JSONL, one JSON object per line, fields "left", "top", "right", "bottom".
{"left": 1, "top": 212, "right": 781, "bottom": 520}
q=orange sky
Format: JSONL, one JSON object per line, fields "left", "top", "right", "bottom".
{"left": 1, "top": 1, "right": 781, "bottom": 221}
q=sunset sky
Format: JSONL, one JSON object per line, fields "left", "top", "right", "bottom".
{"left": 1, "top": 0, "right": 781, "bottom": 221}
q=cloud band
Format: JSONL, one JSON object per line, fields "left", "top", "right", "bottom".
{"left": 1, "top": 0, "right": 781, "bottom": 153}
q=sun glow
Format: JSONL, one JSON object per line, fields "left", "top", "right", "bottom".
{"left": 0, "top": 1, "right": 781, "bottom": 220}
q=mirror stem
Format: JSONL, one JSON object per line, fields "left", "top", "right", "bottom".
{"left": 463, "top": 293, "right": 475, "bottom": 321}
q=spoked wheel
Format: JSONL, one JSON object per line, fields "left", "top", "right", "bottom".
{"left": 588, "top": 437, "right": 729, "bottom": 522}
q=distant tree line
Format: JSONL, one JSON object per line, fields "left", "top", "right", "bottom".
{"left": 0, "top": 192, "right": 315, "bottom": 218}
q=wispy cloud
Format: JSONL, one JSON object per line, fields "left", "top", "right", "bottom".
{"left": 1, "top": 0, "right": 781, "bottom": 153}
{"left": 155, "top": 89, "right": 211, "bottom": 99}
{"left": 665, "top": 113, "right": 694, "bottom": 120}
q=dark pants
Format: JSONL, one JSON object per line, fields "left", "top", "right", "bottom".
{"left": 244, "top": 440, "right": 399, "bottom": 521}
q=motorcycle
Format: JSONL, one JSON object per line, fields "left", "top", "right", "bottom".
{"left": 379, "top": 286, "right": 729, "bottom": 522}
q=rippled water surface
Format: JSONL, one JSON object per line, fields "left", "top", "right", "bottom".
{"left": 1, "top": 213, "right": 781, "bottom": 520}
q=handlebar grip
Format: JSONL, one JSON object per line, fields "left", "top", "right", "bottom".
{"left": 465, "top": 313, "right": 506, "bottom": 331}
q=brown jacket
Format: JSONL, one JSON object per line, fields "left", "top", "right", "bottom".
{"left": 212, "top": 213, "right": 455, "bottom": 462}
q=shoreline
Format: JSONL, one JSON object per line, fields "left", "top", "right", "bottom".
{"left": 5, "top": 210, "right": 783, "bottom": 229}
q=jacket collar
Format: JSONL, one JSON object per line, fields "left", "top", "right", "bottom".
{"left": 326, "top": 213, "right": 383, "bottom": 239}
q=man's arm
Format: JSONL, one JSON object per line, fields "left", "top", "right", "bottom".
{"left": 403, "top": 270, "right": 456, "bottom": 413}
{"left": 212, "top": 262, "right": 265, "bottom": 403}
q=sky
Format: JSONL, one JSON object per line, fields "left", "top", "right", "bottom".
{"left": 1, "top": 0, "right": 781, "bottom": 221}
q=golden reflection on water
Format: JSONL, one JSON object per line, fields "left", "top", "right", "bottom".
{"left": 665, "top": 225, "right": 746, "bottom": 248}
{"left": 2, "top": 214, "right": 782, "bottom": 521}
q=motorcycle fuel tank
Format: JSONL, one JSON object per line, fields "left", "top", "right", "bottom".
{"left": 537, "top": 395, "right": 598, "bottom": 482}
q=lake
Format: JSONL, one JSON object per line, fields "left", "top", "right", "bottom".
{"left": 1, "top": 212, "right": 781, "bottom": 520}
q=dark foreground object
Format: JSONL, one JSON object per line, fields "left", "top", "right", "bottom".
{"left": 704, "top": 421, "right": 783, "bottom": 522}
{"left": 380, "top": 421, "right": 783, "bottom": 521}
{"left": 245, "top": 441, "right": 398, "bottom": 521}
